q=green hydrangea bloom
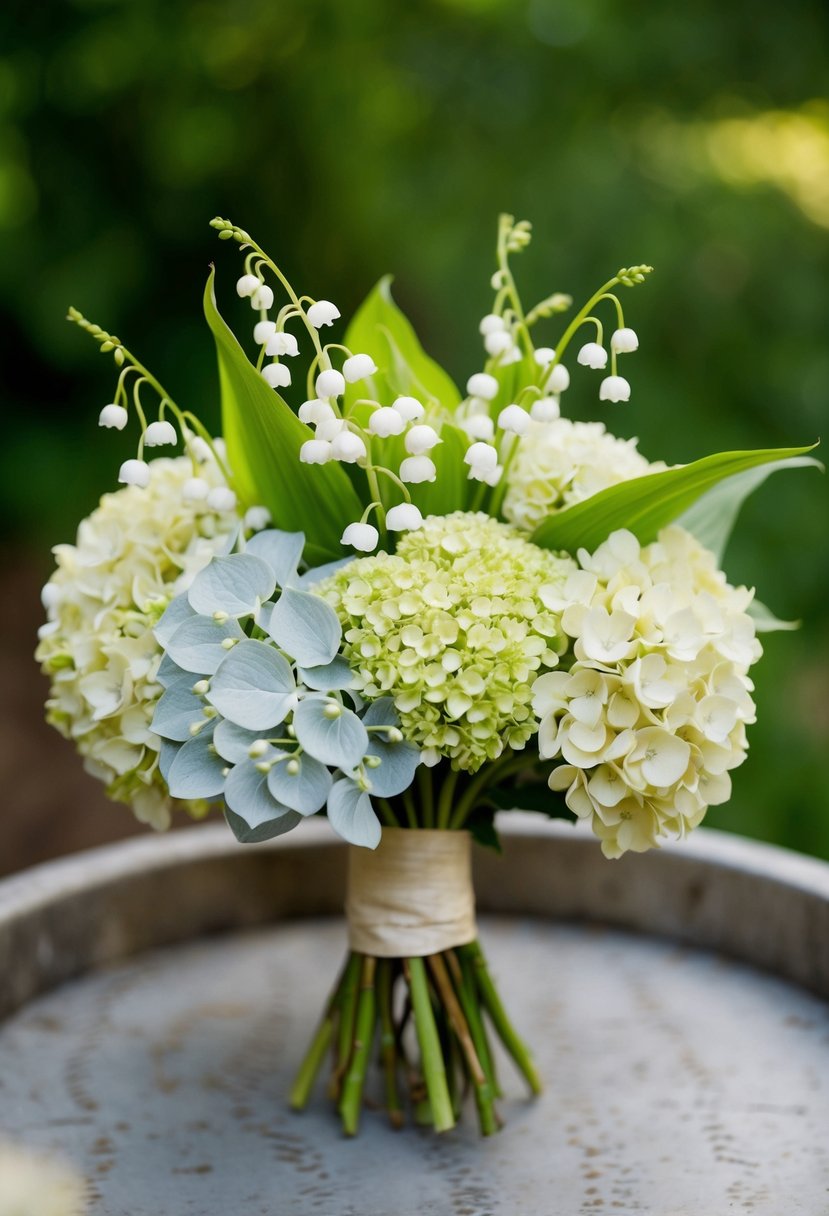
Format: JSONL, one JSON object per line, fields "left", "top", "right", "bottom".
{"left": 319, "top": 512, "right": 576, "bottom": 772}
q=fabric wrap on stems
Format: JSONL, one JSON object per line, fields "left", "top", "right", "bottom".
{"left": 346, "top": 828, "right": 477, "bottom": 958}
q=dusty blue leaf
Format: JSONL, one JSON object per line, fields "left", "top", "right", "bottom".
{"left": 224, "top": 806, "right": 302, "bottom": 844}
{"left": 213, "top": 718, "right": 275, "bottom": 764}
{"left": 326, "top": 779, "right": 381, "bottom": 848}
{"left": 298, "top": 656, "right": 356, "bottom": 692}
{"left": 224, "top": 758, "right": 296, "bottom": 830}
{"left": 267, "top": 587, "right": 341, "bottom": 667}
{"left": 208, "top": 638, "right": 296, "bottom": 731}
{"left": 293, "top": 696, "right": 368, "bottom": 769}
{"left": 152, "top": 677, "right": 210, "bottom": 742}
{"left": 154, "top": 594, "right": 195, "bottom": 647}
{"left": 187, "top": 553, "right": 276, "bottom": 618}
{"left": 166, "top": 732, "right": 227, "bottom": 800}
{"left": 164, "top": 615, "right": 245, "bottom": 675}
{"left": 267, "top": 753, "right": 332, "bottom": 815}
{"left": 245, "top": 529, "right": 305, "bottom": 588}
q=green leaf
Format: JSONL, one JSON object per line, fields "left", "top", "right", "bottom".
{"left": 532, "top": 444, "right": 818, "bottom": 554}
{"left": 343, "top": 276, "right": 462, "bottom": 411}
{"left": 747, "top": 599, "right": 800, "bottom": 633}
{"left": 203, "top": 267, "right": 363, "bottom": 564}
{"left": 676, "top": 455, "right": 822, "bottom": 563}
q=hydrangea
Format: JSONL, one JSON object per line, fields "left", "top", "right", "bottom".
{"left": 501, "top": 418, "right": 665, "bottom": 531}
{"left": 36, "top": 456, "right": 239, "bottom": 830}
{"left": 152, "top": 530, "right": 418, "bottom": 849}
{"left": 320, "top": 512, "right": 576, "bottom": 772}
{"left": 533, "top": 526, "right": 762, "bottom": 858}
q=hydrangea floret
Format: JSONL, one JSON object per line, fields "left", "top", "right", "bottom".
{"left": 151, "top": 529, "right": 419, "bottom": 847}
{"left": 319, "top": 512, "right": 575, "bottom": 772}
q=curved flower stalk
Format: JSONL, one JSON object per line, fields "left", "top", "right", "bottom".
{"left": 151, "top": 529, "right": 419, "bottom": 846}
{"left": 36, "top": 456, "right": 240, "bottom": 830}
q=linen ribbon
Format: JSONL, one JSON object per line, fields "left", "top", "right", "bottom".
{"left": 346, "top": 827, "right": 477, "bottom": 957}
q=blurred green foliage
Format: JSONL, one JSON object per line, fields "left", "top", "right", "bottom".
{"left": 1, "top": 0, "right": 827, "bottom": 854}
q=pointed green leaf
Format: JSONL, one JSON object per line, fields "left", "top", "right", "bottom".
{"left": 204, "top": 267, "right": 362, "bottom": 564}
{"left": 747, "top": 599, "right": 800, "bottom": 633}
{"left": 676, "top": 455, "right": 822, "bottom": 563}
{"left": 531, "top": 444, "right": 818, "bottom": 554}
{"left": 343, "top": 276, "right": 461, "bottom": 411}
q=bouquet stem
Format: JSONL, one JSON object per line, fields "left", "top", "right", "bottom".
{"left": 290, "top": 937, "right": 539, "bottom": 1135}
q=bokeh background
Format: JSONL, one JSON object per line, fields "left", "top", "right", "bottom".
{"left": 1, "top": 0, "right": 827, "bottom": 876}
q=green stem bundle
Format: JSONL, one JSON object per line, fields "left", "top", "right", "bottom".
{"left": 290, "top": 938, "right": 539, "bottom": 1136}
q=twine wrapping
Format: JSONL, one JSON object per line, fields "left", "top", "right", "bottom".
{"left": 346, "top": 828, "right": 477, "bottom": 958}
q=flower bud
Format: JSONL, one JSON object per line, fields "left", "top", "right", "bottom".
{"left": 182, "top": 476, "right": 210, "bottom": 502}
{"left": 461, "top": 414, "right": 495, "bottom": 442}
{"left": 611, "top": 327, "right": 639, "bottom": 353}
{"left": 266, "top": 331, "right": 300, "bottom": 358}
{"left": 466, "top": 373, "right": 499, "bottom": 401}
{"left": 534, "top": 347, "right": 556, "bottom": 367}
{"left": 323, "top": 701, "right": 342, "bottom": 719}
{"left": 399, "top": 455, "right": 437, "bottom": 483}
{"left": 479, "top": 313, "right": 506, "bottom": 335}
{"left": 404, "top": 424, "right": 441, "bottom": 455}
{"left": 497, "top": 404, "right": 530, "bottom": 435}
{"left": 484, "top": 331, "right": 513, "bottom": 357}
{"left": 118, "top": 458, "right": 151, "bottom": 487}
{"left": 599, "top": 375, "right": 631, "bottom": 403}
{"left": 368, "top": 407, "right": 405, "bottom": 437}
{"left": 192, "top": 679, "right": 210, "bottom": 695}
{"left": 546, "top": 363, "right": 570, "bottom": 393}
{"left": 286, "top": 758, "right": 300, "bottom": 776}
{"left": 143, "top": 420, "right": 178, "bottom": 447}
{"left": 244, "top": 505, "right": 271, "bottom": 531}
{"left": 299, "top": 438, "right": 332, "bottom": 464}
{"left": 236, "top": 273, "right": 260, "bottom": 298}
{"left": 307, "top": 300, "right": 341, "bottom": 328}
{"left": 577, "top": 342, "right": 608, "bottom": 370}
{"left": 330, "top": 430, "right": 367, "bottom": 464}
{"left": 392, "top": 395, "right": 424, "bottom": 421}
{"left": 253, "top": 320, "right": 277, "bottom": 345}
{"left": 342, "top": 522, "right": 380, "bottom": 551}
{"left": 315, "top": 369, "right": 346, "bottom": 399}
{"left": 386, "top": 502, "right": 424, "bottom": 531}
{"left": 262, "top": 362, "right": 291, "bottom": 388}
{"left": 248, "top": 739, "right": 270, "bottom": 758}
{"left": 343, "top": 353, "right": 378, "bottom": 383}
{"left": 188, "top": 436, "right": 212, "bottom": 463}
{"left": 206, "top": 486, "right": 237, "bottom": 512}
{"left": 98, "top": 403, "right": 128, "bottom": 430}
{"left": 315, "top": 418, "right": 347, "bottom": 442}
{"left": 530, "top": 396, "right": 560, "bottom": 422}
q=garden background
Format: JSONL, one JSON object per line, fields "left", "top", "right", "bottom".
{"left": 1, "top": 0, "right": 827, "bottom": 875}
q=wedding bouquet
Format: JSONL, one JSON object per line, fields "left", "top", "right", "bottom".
{"left": 37, "top": 214, "right": 816, "bottom": 1136}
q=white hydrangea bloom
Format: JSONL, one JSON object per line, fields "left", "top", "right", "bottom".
{"left": 534, "top": 526, "right": 762, "bottom": 859}
{"left": 502, "top": 418, "right": 665, "bottom": 531}
{"left": 0, "top": 1141, "right": 87, "bottom": 1216}
{"left": 36, "top": 456, "right": 239, "bottom": 831}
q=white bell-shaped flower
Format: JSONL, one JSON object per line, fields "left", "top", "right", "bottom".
{"left": 307, "top": 300, "right": 341, "bottom": 328}
{"left": 182, "top": 476, "right": 210, "bottom": 502}
{"left": 466, "top": 373, "right": 499, "bottom": 401}
{"left": 534, "top": 347, "right": 556, "bottom": 367}
{"left": 207, "top": 485, "right": 237, "bottom": 512}
{"left": 399, "top": 455, "right": 437, "bottom": 483}
{"left": 315, "top": 418, "right": 347, "bottom": 442}
{"left": 298, "top": 399, "right": 335, "bottom": 425}
{"left": 497, "top": 404, "right": 530, "bottom": 435}
{"left": 599, "top": 375, "right": 631, "bottom": 403}
{"left": 530, "top": 396, "right": 560, "bottom": 422}
{"left": 484, "top": 331, "right": 514, "bottom": 357}
{"left": 187, "top": 436, "right": 212, "bottom": 462}
{"left": 368, "top": 406, "right": 405, "bottom": 437}
{"left": 392, "top": 395, "right": 424, "bottom": 421}
{"left": 266, "top": 331, "right": 300, "bottom": 358}
{"left": 118, "top": 458, "right": 151, "bottom": 487}
{"left": 330, "top": 430, "right": 367, "bottom": 464}
{"left": 253, "top": 320, "right": 277, "bottom": 345}
{"left": 546, "top": 363, "right": 570, "bottom": 393}
{"left": 341, "top": 522, "right": 379, "bottom": 551}
{"left": 479, "top": 313, "right": 506, "bottom": 335}
{"left": 463, "top": 441, "right": 499, "bottom": 474}
{"left": 611, "top": 327, "right": 639, "bottom": 353}
{"left": 262, "top": 363, "right": 291, "bottom": 388}
{"left": 386, "top": 502, "right": 424, "bottom": 531}
{"left": 237, "top": 273, "right": 261, "bottom": 298}
{"left": 143, "top": 420, "right": 178, "bottom": 447}
{"left": 577, "top": 342, "right": 608, "bottom": 369}
{"left": 461, "top": 414, "right": 495, "bottom": 442}
{"left": 250, "top": 283, "right": 274, "bottom": 311}
{"left": 342, "top": 353, "right": 378, "bottom": 383}
{"left": 500, "top": 345, "right": 523, "bottom": 366}
{"left": 405, "top": 424, "right": 441, "bottom": 455}
{"left": 299, "top": 438, "right": 333, "bottom": 464}
{"left": 98, "top": 403, "right": 128, "bottom": 430}
{"left": 244, "top": 505, "right": 272, "bottom": 530}
{"left": 316, "top": 368, "right": 346, "bottom": 399}
{"left": 477, "top": 462, "right": 503, "bottom": 486}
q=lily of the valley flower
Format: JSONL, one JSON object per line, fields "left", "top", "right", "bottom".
{"left": 307, "top": 300, "right": 340, "bottom": 328}
{"left": 118, "top": 458, "right": 151, "bottom": 487}
{"left": 599, "top": 375, "right": 631, "bottom": 403}
{"left": 497, "top": 404, "right": 530, "bottom": 435}
{"left": 342, "top": 521, "right": 380, "bottom": 551}
{"left": 611, "top": 327, "right": 639, "bottom": 353}
{"left": 144, "top": 420, "right": 178, "bottom": 447}
{"left": 386, "top": 502, "right": 424, "bottom": 531}
{"left": 399, "top": 455, "right": 437, "bottom": 483}
{"left": 466, "top": 373, "right": 499, "bottom": 400}
{"left": 99, "top": 403, "right": 128, "bottom": 429}
{"left": 343, "top": 353, "right": 378, "bottom": 383}
{"left": 316, "top": 368, "right": 346, "bottom": 399}
{"left": 577, "top": 342, "right": 608, "bottom": 370}
{"left": 262, "top": 363, "right": 291, "bottom": 388}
